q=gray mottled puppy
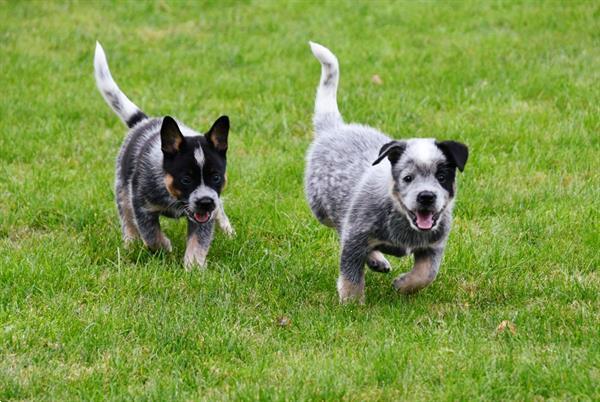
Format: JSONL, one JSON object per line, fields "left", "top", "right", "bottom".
{"left": 94, "top": 42, "right": 234, "bottom": 269}
{"left": 305, "top": 42, "right": 469, "bottom": 303}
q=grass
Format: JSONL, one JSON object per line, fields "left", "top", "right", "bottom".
{"left": 0, "top": 0, "right": 599, "bottom": 400}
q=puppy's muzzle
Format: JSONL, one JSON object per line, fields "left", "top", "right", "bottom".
{"left": 412, "top": 191, "right": 439, "bottom": 231}
{"left": 192, "top": 197, "right": 216, "bottom": 224}
{"left": 417, "top": 191, "right": 436, "bottom": 206}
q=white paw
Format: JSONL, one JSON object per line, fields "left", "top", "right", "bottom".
{"left": 161, "top": 236, "right": 172, "bottom": 253}
{"left": 184, "top": 252, "right": 206, "bottom": 271}
{"left": 220, "top": 221, "right": 235, "bottom": 237}
{"left": 337, "top": 276, "right": 365, "bottom": 305}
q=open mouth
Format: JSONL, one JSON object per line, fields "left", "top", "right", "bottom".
{"left": 193, "top": 211, "right": 211, "bottom": 224}
{"left": 408, "top": 210, "right": 439, "bottom": 231}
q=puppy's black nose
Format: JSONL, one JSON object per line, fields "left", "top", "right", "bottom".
{"left": 417, "top": 191, "right": 436, "bottom": 206}
{"left": 196, "top": 197, "right": 215, "bottom": 212}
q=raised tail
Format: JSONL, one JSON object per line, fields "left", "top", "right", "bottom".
{"left": 309, "top": 41, "right": 343, "bottom": 131}
{"left": 94, "top": 42, "right": 147, "bottom": 128}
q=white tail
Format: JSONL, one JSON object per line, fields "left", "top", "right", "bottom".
{"left": 309, "top": 41, "right": 343, "bottom": 131}
{"left": 94, "top": 42, "right": 147, "bottom": 128}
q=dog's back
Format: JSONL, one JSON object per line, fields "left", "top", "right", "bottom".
{"left": 305, "top": 124, "right": 388, "bottom": 229}
{"left": 305, "top": 42, "right": 390, "bottom": 229}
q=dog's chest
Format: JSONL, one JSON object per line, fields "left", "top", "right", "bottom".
{"left": 161, "top": 206, "right": 186, "bottom": 219}
{"left": 143, "top": 200, "right": 186, "bottom": 219}
{"left": 374, "top": 215, "right": 448, "bottom": 250}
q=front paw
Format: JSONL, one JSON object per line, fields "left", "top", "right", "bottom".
{"left": 337, "top": 276, "right": 365, "bottom": 304}
{"left": 184, "top": 251, "right": 207, "bottom": 271}
{"left": 184, "top": 235, "right": 208, "bottom": 271}
{"left": 393, "top": 273, "right": 426, "bottom": 295}
{"left": 219, "top": 220, "right": 235, "bottom": 238}
{"left": 123, "top": 236, "right": 137, "bottom": 249}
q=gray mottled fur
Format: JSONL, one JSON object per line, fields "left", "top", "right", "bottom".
{"left": 306, "top": 42, "right": 463, "bottom": 302}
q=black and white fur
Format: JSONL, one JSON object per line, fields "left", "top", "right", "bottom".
{"left": 306, "top": 42, "right": 469, "bottom": 303}
{"left": 94, "top": 42, "right": 234, "bottom": 269}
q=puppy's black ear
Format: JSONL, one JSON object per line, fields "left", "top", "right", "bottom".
{"left": 436, "top": 141, "right": 469, "bottom": 172}
{"left": 206, "top": 115, "right": 229, "bottom": 152}
{"left": 161, "top": 116, "right": 184, "bottom": 155}
{"left": 372, "top": 141, "right": 406, "bottom": 166}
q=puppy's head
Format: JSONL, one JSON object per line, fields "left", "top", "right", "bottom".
{"left": 373, "top": 138, "right": 468, "bottom": 232}
{"left": 161, "top": 115, "right": 229, "bottom": 224}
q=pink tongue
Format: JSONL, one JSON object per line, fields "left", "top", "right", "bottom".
{"left": 194, "top": 212, "right": 210, "bottom": 223}
{"left": 416, "top": 211, "right": 434, "bottom": 229}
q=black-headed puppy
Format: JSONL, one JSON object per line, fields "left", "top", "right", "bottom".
{"left": 94, "top": 42, "right": 233, "bottom": 269}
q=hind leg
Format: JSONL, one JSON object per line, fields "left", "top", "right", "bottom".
{"left": 131, "top": 195, "right": 171, "bottom": 252}
{"left": 338, "top": 232, "right": 369, "bottom": 304}
{"left": 310, "top": 201, "right": 335, "bottom": 227}
{"left": 116, "top": 184, "right": 139, "bottom": 246}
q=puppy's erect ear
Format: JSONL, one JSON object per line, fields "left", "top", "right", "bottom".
{"left": 206, "top": 115, "right": 229, "bottom": 152}
{"left": 161, "top": 116, "right": 184, "bottom": 155}
{"left": 435, "top": 141, "right": 469, "bottom": 172}
{"left": 372, "top": 141, "right": 406, "bottom": 166}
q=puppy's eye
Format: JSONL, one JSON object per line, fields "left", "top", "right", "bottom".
{"left": 180, "top": 176, "right": 192, "bottom": 186}
{"left": 212, "top": 174, "right": 221, "bottom": 184}
{"left": 403, "top": 175, "right": 413, "bottom": 183}
{"left": 436, "top": 173, "right": 446, "bottom": 182}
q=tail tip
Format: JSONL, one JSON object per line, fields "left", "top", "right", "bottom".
{"left": 308, "top": 41, "right": 337, "bottom": 65}
{"left": 94, "top": 41, "right": 104, "bottom": 58}
{"left": 308, "top": 40, "right": 324, "bottom": 56}
{"left": 94, "top": 41, "right": 109, "bottom": 79}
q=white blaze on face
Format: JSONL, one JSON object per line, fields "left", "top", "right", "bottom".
{"left": 406, "top": 139, "right": 444, "bottom": 165}
{"left": 194, "top": 146, "right": 204, "bottom": 168}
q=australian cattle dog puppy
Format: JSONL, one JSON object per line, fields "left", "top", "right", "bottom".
{"left": 305, "top": 42, "right": 469, "bottom": 303}
{"left": 94, "top": 42, "right": 234, "bottom": 269}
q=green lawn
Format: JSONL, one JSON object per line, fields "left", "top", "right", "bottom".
{"left": 1, "top": 1, "right": 599, "bottom": 400}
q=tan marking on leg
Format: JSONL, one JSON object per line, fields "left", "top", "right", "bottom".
{"left": 117, "top": 188, "right": 139, "bottom": 245}
{"left": 337, "top": 274, "right": 365, "bottom": 304}
{"left": 184, "top": 233, "right": 208, "bottom": 270}
{"left": 393, "top": 254, "right": 435, "bottom": 294}
{"left": 164, "top": 174, "right": 182, "bottom": 198}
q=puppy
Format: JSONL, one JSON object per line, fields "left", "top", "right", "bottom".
{"left": 306, "top": 42, "right": 469, "bottom": 303}
{"left": 93, "top": 42, "right": 234, "bottom": 269}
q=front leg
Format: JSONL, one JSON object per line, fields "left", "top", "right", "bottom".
{"left": 132, "top": 203, "right": 172, "bottom": 252}
{"left": 216, "top": 201, "right": 235, "bottom": 237}
{"left": 393, "top": 248, "right": 444, "bottom": 294}
{"left": 338, "top": 233, "right": 369, "bottom": 304}
{"left": 184, "top": 219, "right": 215, "bottom": 270}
